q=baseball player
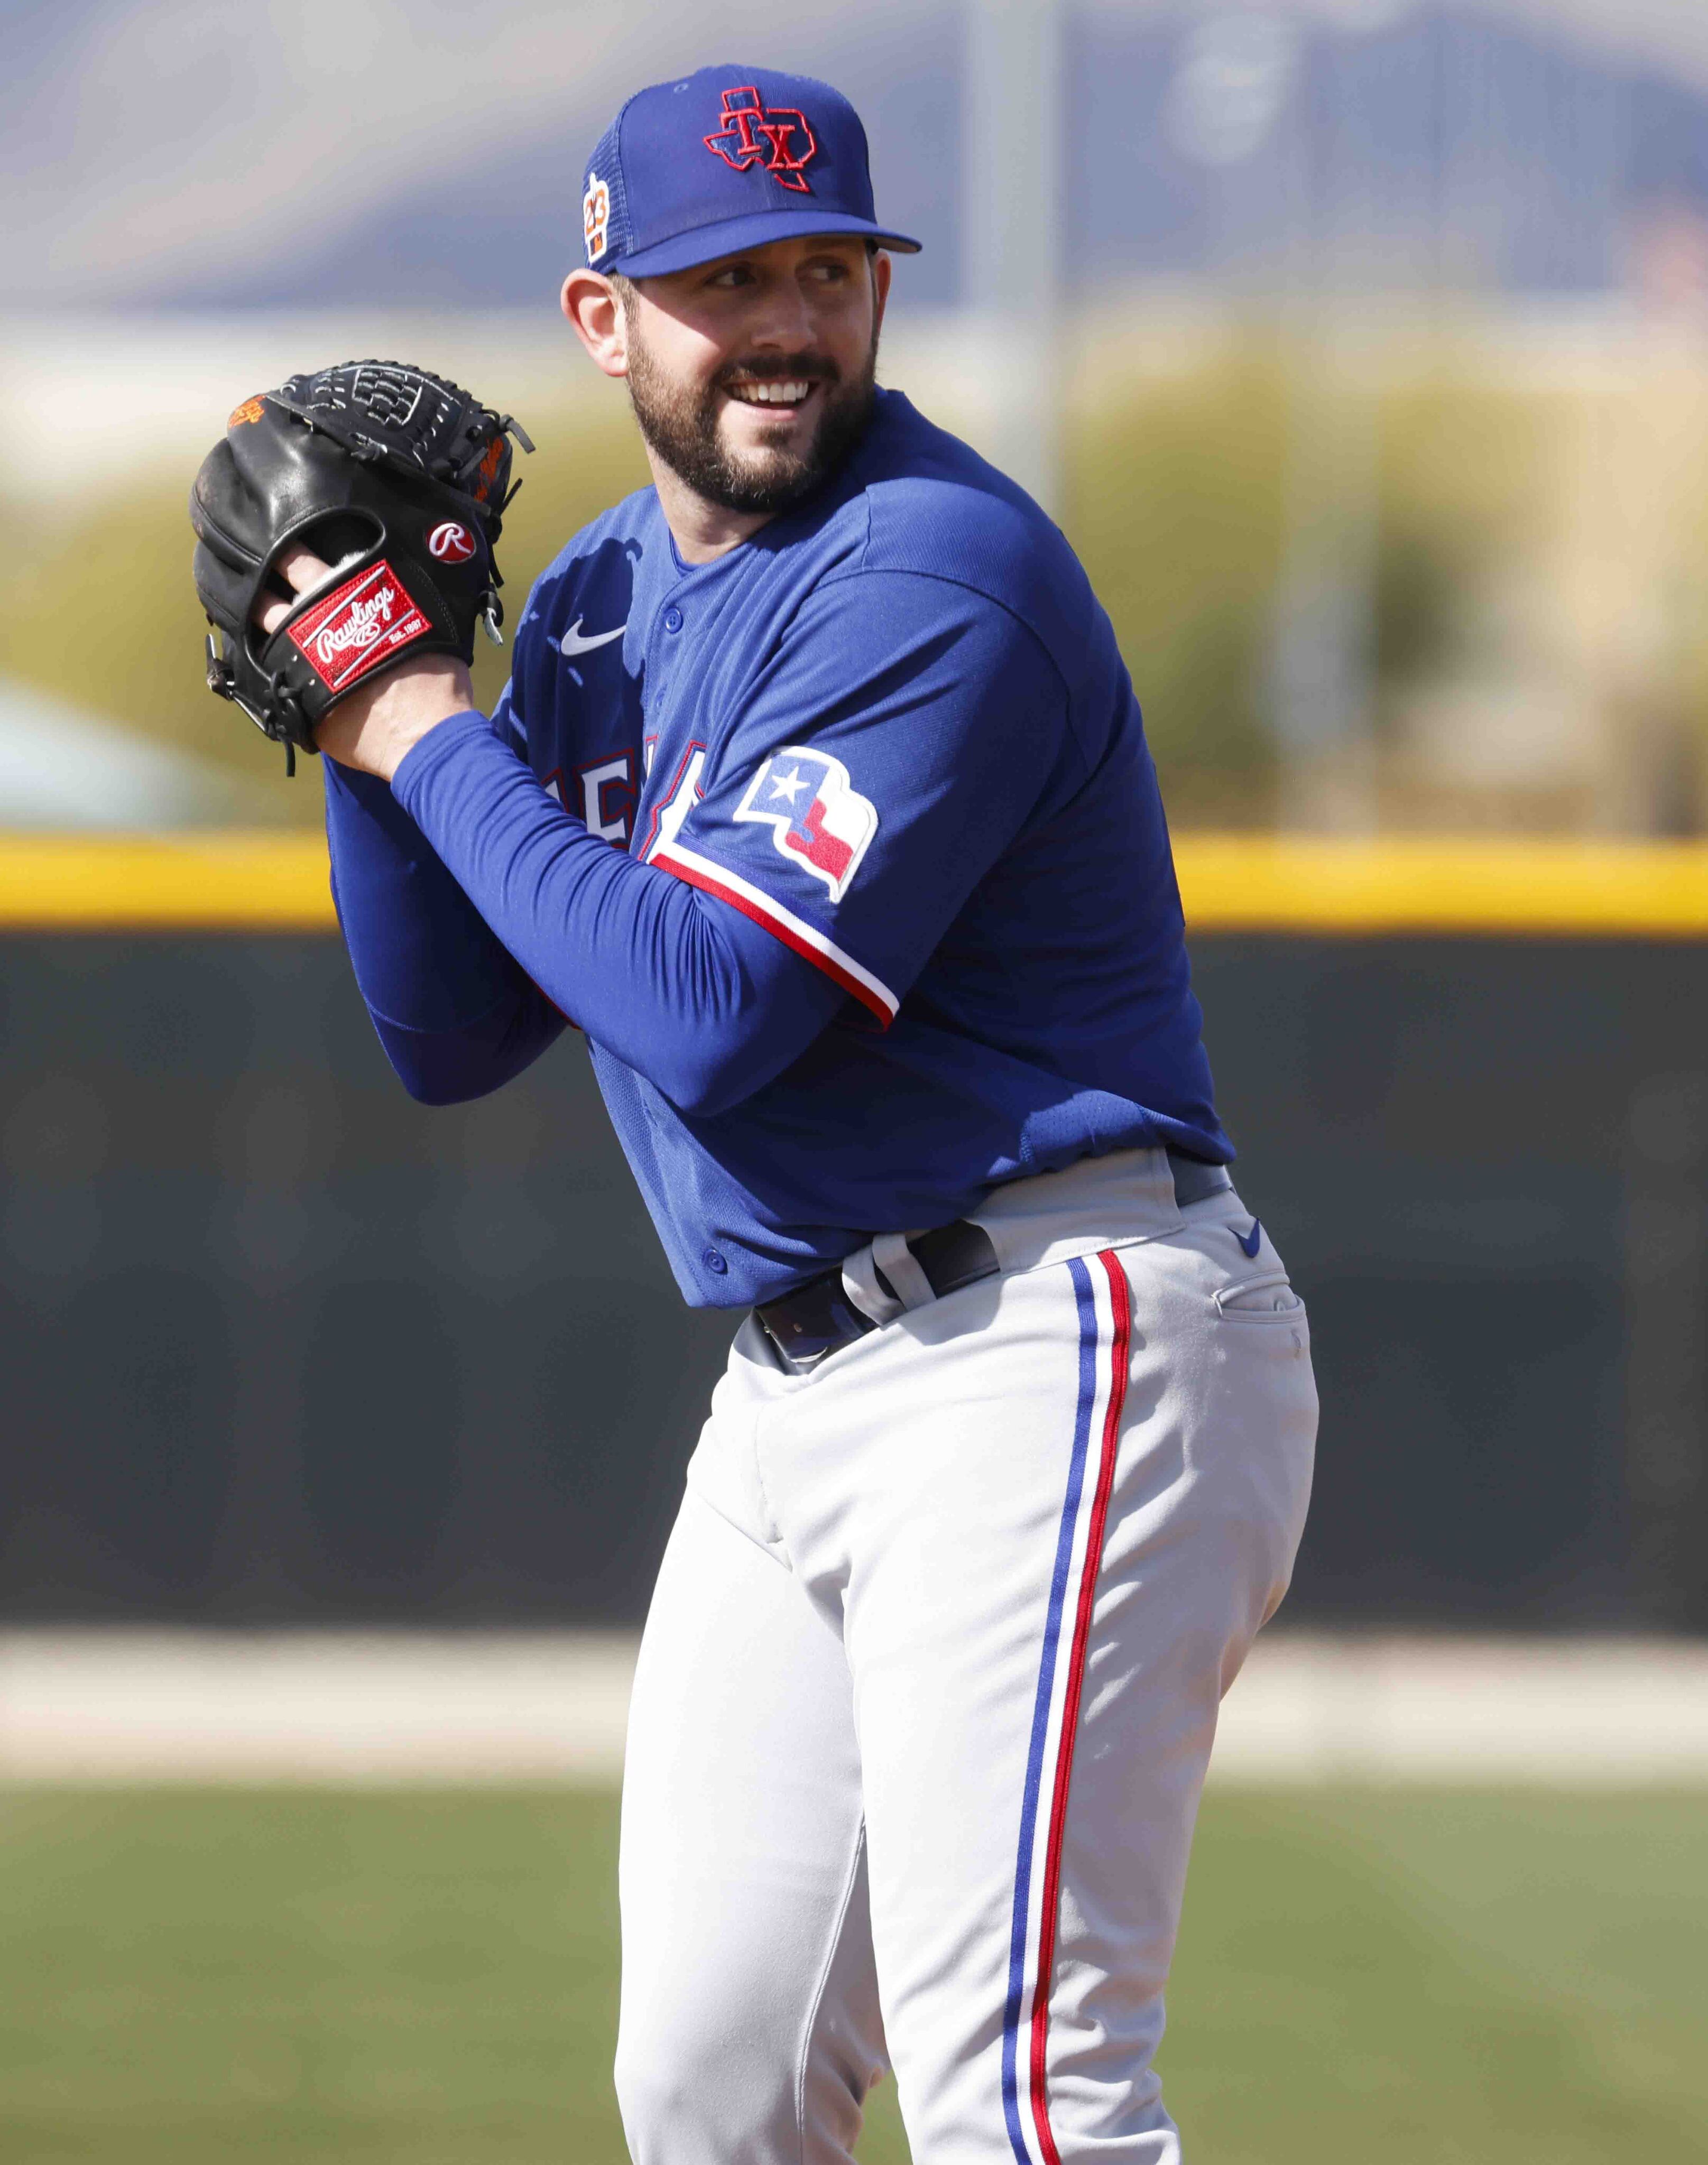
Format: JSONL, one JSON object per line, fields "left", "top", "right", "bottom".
{"left": 204, "top": 63, "right": 1317, "bottom": 2165}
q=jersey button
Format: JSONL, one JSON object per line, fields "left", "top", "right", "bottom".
{"left": 663, "top": 606, "right": 684, "bottom": 634}
{"left": 703, "top": 1247, "right": 728, "bottom": 1275}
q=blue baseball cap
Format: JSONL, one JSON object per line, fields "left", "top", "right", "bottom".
{"left": 580, "top": 64, "right": 922, "bottom": 279}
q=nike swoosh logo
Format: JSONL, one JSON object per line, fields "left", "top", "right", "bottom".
{"left": 1236, "top": 1219, "right": 1263, "bottom": 1259}
{"left": 560, "top": 617, "right": 627, "bottom": 658}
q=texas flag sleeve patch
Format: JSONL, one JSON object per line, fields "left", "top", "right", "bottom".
{"left": 648, "top": 744, "right": 895, "bottom": 1023}
{"left": 731, "top": 747, "right": 878, "bottom": 903}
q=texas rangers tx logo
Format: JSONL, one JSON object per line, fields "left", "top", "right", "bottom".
{"left": 734, "top": 748, "right": 876, "bottom": 901}
{"left": 703, "top": 86, "right": 818, "bottom": 193}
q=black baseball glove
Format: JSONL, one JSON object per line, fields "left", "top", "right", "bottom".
{"left": 189, "top": 360, "right": 532, "bottom": 772}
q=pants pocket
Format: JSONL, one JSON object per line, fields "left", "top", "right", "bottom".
{"left": 1213, "top": 1267, "right": 1307, "bottom": 1321}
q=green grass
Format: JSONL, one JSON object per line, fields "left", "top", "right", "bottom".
{"left": 1162, "top": 1792, "right": 1708, "bottom": 2162}
{"left": 0, "top": 1787, "right": 1702, "bottom": 2162}
{"left": 0, "top": 1789, "right": 625, "bottom": 2164}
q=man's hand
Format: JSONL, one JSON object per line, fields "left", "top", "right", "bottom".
{"left": 191, "top": 362, "right": 525, "bottom": 774}
{"left": 253, "top": 547, "right": 477, "bottom": 781}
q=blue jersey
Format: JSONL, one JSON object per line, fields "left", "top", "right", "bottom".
{"left": 326, "top": 388, "right": 1229, "bottom": 1307}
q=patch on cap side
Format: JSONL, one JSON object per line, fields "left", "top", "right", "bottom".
{"left": 584, "top": 173, "right": 612, "bottom": 261}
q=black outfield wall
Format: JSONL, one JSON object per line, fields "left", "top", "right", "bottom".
{"left": 0, "top": 934, "right": 1703, "bottom": 1630}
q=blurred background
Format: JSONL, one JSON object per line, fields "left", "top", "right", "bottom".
{"left": 3, "top": 1, "right": 1708, "bottom": 2160}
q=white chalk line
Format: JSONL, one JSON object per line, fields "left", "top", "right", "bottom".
{"left": 0, "top": 1629, "right": 1704, "bottom": 1786}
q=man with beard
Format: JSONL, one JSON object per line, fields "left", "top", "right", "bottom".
{"left": 285, "top": 64, "right": 1317, "bottom": 2165}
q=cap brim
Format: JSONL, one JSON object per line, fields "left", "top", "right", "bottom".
{"left": 610, "top": 209, "right": 922, "bottom": 280}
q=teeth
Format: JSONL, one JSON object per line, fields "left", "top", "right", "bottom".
{"left": 729, "top": 380, "right": 813, "bottom": 406}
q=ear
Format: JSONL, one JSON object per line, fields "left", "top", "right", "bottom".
{"left": 872, "top": 250, "right": 892, "bottom": 338}
{"left": 562, "top": 270, "right": 628, "bottom": 379}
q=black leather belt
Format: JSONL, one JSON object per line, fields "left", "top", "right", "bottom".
{"left": 755, "top": 1149, "right": 1232, "bottom": 1371}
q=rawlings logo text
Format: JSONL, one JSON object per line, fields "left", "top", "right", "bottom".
{"left": 286, "top": 560, "right": 430, "bottom": 695}
{"left": 315, "top": 586, "right": 398, "bottom": 661}
{"left": 703, "top": 85, "right": 818, "bottom": 193}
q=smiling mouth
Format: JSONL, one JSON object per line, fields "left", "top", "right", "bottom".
{"left": 724, "top": 377, "right": 819, "bottom": 409}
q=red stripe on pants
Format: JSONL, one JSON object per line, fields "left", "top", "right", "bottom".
{"left": 1028, "top": 1249, "right": 1131, "bottom": 2165}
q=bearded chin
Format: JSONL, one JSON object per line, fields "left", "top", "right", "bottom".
{"left": 625, "top": 337, "right": 879, "bottom": 516}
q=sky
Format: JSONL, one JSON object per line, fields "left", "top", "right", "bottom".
{"left": 10, "top": 0, "right": 1708, "bottom": 316}
{"left": 9, "top": 0, "right": 959, "bottom": 309}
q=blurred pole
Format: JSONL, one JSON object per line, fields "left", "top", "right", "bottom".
{"left": 1270, "top": 329, "right": 1381, "bottom": 830}
{"left": 1269, "top": 21, "right": 1380, "bottom": 832}
{"left": 962, "top": 0, "right": 1063, "bottom": 515}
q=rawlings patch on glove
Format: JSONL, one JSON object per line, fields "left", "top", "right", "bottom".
{"left": 189, "top": 360, "right": 532, "bottom": 770}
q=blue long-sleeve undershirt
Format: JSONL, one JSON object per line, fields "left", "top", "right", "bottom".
{"left": 324, "top": 711, "right": 846, "bottom": 1116}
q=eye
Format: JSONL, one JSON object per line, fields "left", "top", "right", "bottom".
{"left": 706, "top": 263, "right": 756, "bottom": 289}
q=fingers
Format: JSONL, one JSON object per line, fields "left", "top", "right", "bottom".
{"left": 277, "top": 543, "right": 333, "bottom": 593}
{"left": 253, "top": 545, "right": 335, "bottom": 637}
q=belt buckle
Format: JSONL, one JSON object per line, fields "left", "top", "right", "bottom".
{"left": 757, "top": 1274, "right": 874, "bottom": 1372}
{"left": 759, "top": 1312, "right": 833, "bottom": 1372}
{"left": 756, "top": 1220, "right": 999, "bottom": 1374}
{"left": 769, "top": 1335, "right": 830, "bottom": 1374}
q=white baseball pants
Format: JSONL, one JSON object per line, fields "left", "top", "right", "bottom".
{"left": 616, "top": 1148, "right": 1317, "bottom": 2164}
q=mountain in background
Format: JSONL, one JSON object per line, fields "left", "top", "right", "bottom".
{"left": 8, "top": 0, "right": 1708, "bottom": 313}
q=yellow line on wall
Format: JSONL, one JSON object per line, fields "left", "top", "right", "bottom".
{"left": 0, "top": 834, "right": 337, "bottom": 930}
{"left": 0, "top": 832, "right": 1705, "bottom": 937}
{"left": 1173, "top": 836, "right": 1708, "bottom": 937}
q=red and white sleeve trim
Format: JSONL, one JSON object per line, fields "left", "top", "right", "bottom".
{"left": 652, "top": 842, "right": 898, "bottom": 1025}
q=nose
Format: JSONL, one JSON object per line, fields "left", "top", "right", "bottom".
{"left": 743, "top": 273, "right": 820, "bottom": 353}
